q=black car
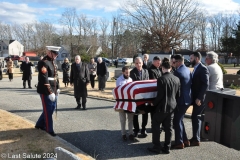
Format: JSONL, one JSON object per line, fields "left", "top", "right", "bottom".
{"left": 184, "top": 59, "right": 191, "bottom": 67}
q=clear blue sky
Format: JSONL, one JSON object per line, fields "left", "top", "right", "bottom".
{"left": 1, "top": 0, "right": 240, "bottom": 26}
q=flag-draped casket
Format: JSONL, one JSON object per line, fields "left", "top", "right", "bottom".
{"left": 112, "top": 80, "right": 157, "bottom": 112}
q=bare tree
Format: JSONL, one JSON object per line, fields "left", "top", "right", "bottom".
{"left": 60, "top": 8, "right": 76, "bottom": 57}
{"left": 196, "top": 12, "right": 208, "bottom": 51}
{"left": 122, "top": 0, "right": 200, "bottom": 52}
{"left": 99, "top": 18, "right": 110, "bottom": 53}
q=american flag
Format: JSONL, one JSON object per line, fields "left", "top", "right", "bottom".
{"left": 112, "top": 80, "right": 157, "bottom": 112}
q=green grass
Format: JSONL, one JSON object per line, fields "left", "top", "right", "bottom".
{"left": 229, "top": 83, "right": 240, "bottom": 89}
{"left": 222, "top": 64, "right": 240, "bottom": 68}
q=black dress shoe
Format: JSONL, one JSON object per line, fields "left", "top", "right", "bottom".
{"left": 48, "top": 132, "right": 57, "bottom": 137}
{"left": 29, "top": 87, "right": 32, "bottom": 89}
{"left": 133, "top": 132, "right": 138, "bottom": 137}
{"left": 75, "top": 104, "right": 81, "bottom": 109}
{"left": 82, "top": 105, "right": 86, "bottom": 110}
{"left": 161, "top": 147, "right": 170, "bottom": 154}
{"left": 147, "top": 146, "right": 161, "bottom": 154}
{"left": 35, "top": 126, "right": 45, "bottom": 130}
{"left": 141, "top": 130, "right": 148, "bottom": 136}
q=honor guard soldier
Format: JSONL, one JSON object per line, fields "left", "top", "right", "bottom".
{"left": 35, "top": 46, "right": 61, "bottom": 136}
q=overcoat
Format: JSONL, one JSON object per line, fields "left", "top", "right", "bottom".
{"left": 70, "top": 62, "right": 90, "bottom": 98}
{"left": 21, "top": 61, "right": 34, "bottom": 80}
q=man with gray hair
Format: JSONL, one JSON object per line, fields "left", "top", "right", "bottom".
{"left": 97, "top": 57, "right": 107, "bottom": 91}
{"left": 205, "top": 51, "right": 223, "bottom": 90}
{"left": 70, "top": 55, "right": 90, "bottom": 110}
{"left": 143, "top": 54, "right": 152, "bottom": 69}
{"left": 21, "top": 57, "right": 34, "bottom": 88}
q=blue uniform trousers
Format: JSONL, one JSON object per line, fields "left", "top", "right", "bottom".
{"left": 36, "top": 94, "right": 56, "bottom": 133}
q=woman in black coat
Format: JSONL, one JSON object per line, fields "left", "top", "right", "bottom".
{"left": 61, "top": 58, "right": 70, "bottom": 87}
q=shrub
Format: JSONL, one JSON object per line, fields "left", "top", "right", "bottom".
{"left": 237, "top": 70, "right": 240, "bottom": 75}
{"left": 218, "top": 62, "right": 227, "bottom": 74}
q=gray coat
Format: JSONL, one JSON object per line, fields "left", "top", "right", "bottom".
{"left": 70, "top": 62, "right": 90, "bottom": 98}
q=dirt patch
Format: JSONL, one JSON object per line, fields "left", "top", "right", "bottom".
{"left": 0, "top": 109, "right": 93, "bottom": 160}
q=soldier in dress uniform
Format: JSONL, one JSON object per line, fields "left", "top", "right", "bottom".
{"left": 35, "top": 46, "right": 61, "bottom": 136}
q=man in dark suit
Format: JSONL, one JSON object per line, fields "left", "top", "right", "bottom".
{"left": 97, "top": 57, "right": 107, "bottom": 91}
{"left": 189, "top": 52, "right": 209, "bottom": 146}
{"left": 148, "top": 58, "right": 180, "bottom": 154}
{"left": 130, "top": 57, "right": 149, "bottom": 137}
{"left": 142, "top": 54, "right": 152, "bottom": 69}
{"left": 148, "top": 56, "right": 162, "bottom": 130}
{"left": 21, "top": 57, "right": 34, "bottom": 89}
{"left": 70, "top": 55, "right": 90, "bottom": 110}
{"left": 172, "top": 54, "right": 192, "bottom": 149}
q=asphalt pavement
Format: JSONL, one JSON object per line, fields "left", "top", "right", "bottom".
{"left": 0, "top": 74, "right": 240, "bottom": 160}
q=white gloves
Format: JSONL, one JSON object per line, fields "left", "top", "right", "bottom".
{"left": 57, "top": 89, "right": 60, "bottom": 96}
{"left": 49, "top": 93, "right": 56, "bottom": 102}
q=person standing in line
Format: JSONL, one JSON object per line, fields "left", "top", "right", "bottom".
{"left": 0, "top": 59, "right": 3, "bottom": 80}
{"left": 148, "top": 58, "right": 180, "bottom": 154}
{"left": 205, "top": 51, "right": 223, "bottom": 90}
{"left": 7, "top": 58, "right": 14, "bottom": 82}
{"left": 189, "top": 52, "right": 209, "bottom": 146}
{"left": 61, "top": 58, "right": 70, "bottom": 87}
{"left": 130, "top": 57, "right": 149, "bottom": 137}
{"left": 148, "top": 56, "right": 162, "bottom": 130}
{"left": 97, "top": 57, "right": 107, "bottom": 91}
{"left": 116, "top": 66, "right": 135, "bottom": 141}
{"left": 21, "top": 57, "right": 34, "bottom": 89}
{"left": 35, "top": 46, "right": 61, "bottom": 136}
{"left": 88, "top": 57, "right": 97, "bottom": 89}
{"left": 171, "top": 54, "right": 192, "bottom": 149}
{"left": 70, "top": 55, "right": 90, "bottom": 110}
{"left": 142, "top": 54, "right": 152, "bottom": 69}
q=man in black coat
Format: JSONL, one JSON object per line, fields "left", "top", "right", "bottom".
{"left": 0, "top": 59, "right": 2, "bottom": 80}
{"left": 148, "top": 58, "right": 180, "bottom": 154}
{"left": 148, "top": 56, "right": 162, "bottom": 130}
{"left": 21, "top": 57, "right": 34, "bottom": 88}
{"left": 96, "top": 57, "right": 107, "bottom": 91}
{"left": 70, "top": 55, "right": 90, "bottom": 110}
{"left": 130, "top": 57, "right": 149, "bottom": 137}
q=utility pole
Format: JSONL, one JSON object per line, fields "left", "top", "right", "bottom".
{"left": 112, "top": 18, "right": 116, "bottom": 62}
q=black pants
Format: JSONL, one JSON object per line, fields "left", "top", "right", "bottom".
{"left": 23, "top": 80, "right": 31, "bottom": 88}
{"left": 152, "top": 112, "right": 174, "bottom": 150}
{"left": 133, "top": 113, "right": 148, "bottom": 133}
{"left": 76, "top": 97, "right": 87, "bottom": 107}
{"left": 98, "top": 75, "right": 106, "bottom": 90}
{"left": 8, "top": 73, "right": 13, "bottom": 80}
{"left": 90, "top": 74, "right": 96, "bottom": 88}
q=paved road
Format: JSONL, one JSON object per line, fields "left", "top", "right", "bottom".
{"left": 0, "top": 75, "right": 240, "bottom": 160}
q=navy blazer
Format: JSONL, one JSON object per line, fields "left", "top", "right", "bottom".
{"left": 130, "top": 67, "right": 149, "bottom": 81}
{"left": 174, "top": 64, "right": 192, "bottom": 106}
{"left": 191, "top": 63, "right": 209, "bottom": 103}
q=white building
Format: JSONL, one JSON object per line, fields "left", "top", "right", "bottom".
{"left": 0, "top": 40, "right": 24, "bottom": 57}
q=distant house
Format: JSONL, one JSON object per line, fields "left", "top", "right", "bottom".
{"left": 0, "top": 40, "right": 24, "bottom": 57}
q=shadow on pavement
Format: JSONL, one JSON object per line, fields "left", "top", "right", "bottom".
{"left": 58, "top": 130, "right": 156, "bottom": 160}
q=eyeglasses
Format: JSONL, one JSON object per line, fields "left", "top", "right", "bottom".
{"left": 172, "top": 61, "right": 178, "bottom": 64}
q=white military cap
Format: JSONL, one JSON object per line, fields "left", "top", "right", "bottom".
{"left": 46, "top": 46, "right": 61, "bottom": 52}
